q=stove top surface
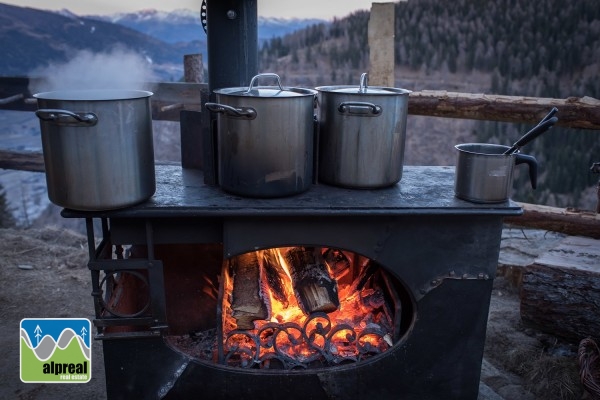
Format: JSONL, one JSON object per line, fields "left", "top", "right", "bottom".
{"left": 62, "top": 165, "right": 522, "bottom": 218}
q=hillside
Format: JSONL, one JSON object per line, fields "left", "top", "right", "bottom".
{"left": 258, "top": 0, "right": 600, "bottom": 209}
{"left": 258, "top": 0, "right": 599, "bottom": 92}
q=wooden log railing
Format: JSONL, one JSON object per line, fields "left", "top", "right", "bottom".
{"left": 408, "top": 91, "right": 600, "bottom": 130}
{"left": 1, "top": 77, "right": 599, "bottom": 237}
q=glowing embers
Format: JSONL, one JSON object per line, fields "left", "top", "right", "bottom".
{"left": 219, "top": 247, "right": 401, "bottom": 369}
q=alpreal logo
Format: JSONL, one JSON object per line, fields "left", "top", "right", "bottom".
{"left": 20, "top": 318, "right": 92, "bottom": 383}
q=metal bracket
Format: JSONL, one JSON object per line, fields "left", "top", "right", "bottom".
{"left": 418, "top": 270, "right": 492, "bottom": 297}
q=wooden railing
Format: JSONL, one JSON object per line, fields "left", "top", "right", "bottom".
{"left": 1, "top": 76, "right": 599, "bottom": 237}
{"left": 2, "top": 77, "right": 600, "bottom": 127}
{"left": 2, "top": 77, "right": 599, "bottom": 170}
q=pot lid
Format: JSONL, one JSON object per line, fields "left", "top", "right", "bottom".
{"left": 33, "top": 89, "right": 153, "bottom": 101}
{"left": 216, "top": 86, "right": 315, "bottom": 98}
{"left": 316, "top": 86, "right": 410, "bottom": 95}
{"left": 316, "top": 72, "right": 411, "bottom": 95}
{"left": 213, "top": 73, "right": 316, "bottom": 98}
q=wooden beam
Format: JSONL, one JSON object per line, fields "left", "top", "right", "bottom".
{"left": 505, "top": 202, "right": 600, "bottom": 239}
{"left": 408, "top": 91, "right": 600, "bottom": 130}
{"left": 0, "top": 149, "right": 45, "bottom": 172}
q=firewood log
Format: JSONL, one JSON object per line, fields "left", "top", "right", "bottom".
{"left": 520, "top": 236, "right": 600, "bottom": 343}
{"left": 230, "top": 252, "right": 268, "bottom": 330}
{"left": 323, "top": 248, "right": 353, "bottom": 287}
{"left": 261, "top": 251, "right": 291, "bottom": 308}
{"left": 286, "top": 247, "right": 340, "bottom": 314}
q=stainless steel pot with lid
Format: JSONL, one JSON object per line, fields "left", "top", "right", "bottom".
{"left": 316, "top": 73, "right": 411, "bottom": 188}
{"left": 206, "top": 73, "right": 317, "bottom": 198}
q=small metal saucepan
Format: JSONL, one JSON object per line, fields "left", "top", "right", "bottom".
{"left": 454, "top": 143, "right": 537, "bottom": 203}
{"left": 454, "top": 108, "right": 558, "bottom": 203}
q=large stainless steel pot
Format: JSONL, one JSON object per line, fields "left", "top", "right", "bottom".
{"left": 34, "top": 89, "right": 155, "bottom": 210}
{"left": 206, "top": 73, "right": 316, "bottom": 198}
{"left": 316, "top": 73, "right": 411, "bottom": 188}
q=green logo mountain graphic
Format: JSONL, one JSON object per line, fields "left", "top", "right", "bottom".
{"left": 20, "top": 319, "right": 91, "bottom": 383}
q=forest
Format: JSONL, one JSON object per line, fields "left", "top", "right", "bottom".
{"left": 258, "top": 0, "right": 600, "bottom": 208}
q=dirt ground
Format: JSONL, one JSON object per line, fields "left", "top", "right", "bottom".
{"left": 0, "top": 226, "right": 106, "bottom": 400}
{"left": 0, "top": 226, "right": 587, "bottom": 400}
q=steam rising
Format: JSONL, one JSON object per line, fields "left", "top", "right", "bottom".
{"left": 30, "top": 47, "right": 158, "bottom": 94}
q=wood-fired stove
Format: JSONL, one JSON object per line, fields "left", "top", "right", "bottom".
{"left": 62, "top": 164, "right": 521, "bottom": 399}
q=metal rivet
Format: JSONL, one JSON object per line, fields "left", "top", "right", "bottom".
{"left": 226, "top": 10, "right": 237, "bottom": 19}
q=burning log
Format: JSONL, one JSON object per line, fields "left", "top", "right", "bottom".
{"left": 286, "top": 247, "right": 340, "bottom": 314}
{"left": 323, "top": 248, "right": 353, "bottom": 287}
{"left": 353, "top": 262, "right": 379, "bottom": 292}
{"left": 230, "top": 252, "right": 268, "bottom": 330}
{"left": 261, "top": 250, "right": 291, "bottom": 308}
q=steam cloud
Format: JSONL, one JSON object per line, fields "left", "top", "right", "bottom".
{"left": 29, "top": 47, "right": 158, "bottom": 94}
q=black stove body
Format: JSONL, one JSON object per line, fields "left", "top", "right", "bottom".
{"left": 63, "top": 165, "right": 521, "bottom": 400}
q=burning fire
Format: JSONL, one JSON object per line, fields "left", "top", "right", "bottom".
{"left": 221, "top": 247, "right": 395, "bottom": 369}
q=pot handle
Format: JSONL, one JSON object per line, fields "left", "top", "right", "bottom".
{"left": 35, "top": 109, "right": 98, "bottom": 127}
{"left": 205, "top": 102, "right": 257, "bottom": 120}
{"left": 246, "top": 73, "right": 284, "bottom": 93}
{"left": 358, "top": 72, "right": 369, "bottom": 93}
{"left": 515, "top": 153, "right": 538, "bottom": 189}
{"left": 338, "top": 101, "right": 382, "bottom": 116}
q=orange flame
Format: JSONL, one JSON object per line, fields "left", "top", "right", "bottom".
{"left": 222, "top": 247, "right": 393, "bottom": 366}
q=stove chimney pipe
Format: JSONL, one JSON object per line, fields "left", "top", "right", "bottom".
{"left": 205, "top": 0, "right": 258, "bottom": 97}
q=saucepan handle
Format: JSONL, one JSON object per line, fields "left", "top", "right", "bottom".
{"left": 35, "top": 109, "right": 98, "bottom": 127}
{"left": 338, "top": 101, "right": 382, "bottom": 116}
{"left": 515, "top": 153, "right": 538, "bottom": 189}
{"left": 205, "top": 102, "right": 257, "bottom": 120}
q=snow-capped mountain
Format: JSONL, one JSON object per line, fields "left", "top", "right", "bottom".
{"left": 88, "top": 9, "right": 326, "bottom": 44}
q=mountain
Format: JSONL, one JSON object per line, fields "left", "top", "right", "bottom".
{"left": 0, "top": 3, "right": 187, "bottom": 80}
{"left": 89, "top": 9, "right": 205, "bottom": 44}
{"left": 90, "top": 8, "right": 325, "bottom": 44}
{"left": 0, "top": 3, "right": 325, "bottom": 81}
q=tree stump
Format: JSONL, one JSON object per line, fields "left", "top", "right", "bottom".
{"left": 520, "top": 236, "right": 600, "bottom": 343}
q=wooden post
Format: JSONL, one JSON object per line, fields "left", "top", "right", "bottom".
{"left": 368, "top": 2, "right": 398, "bottom": 87}
{"left": 184, "top": 54, "right": 204, "bottom": 84}
{"left": 181, "top": 54, "right": 205, "bottom": 170}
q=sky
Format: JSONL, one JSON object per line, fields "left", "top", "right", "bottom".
{"left": 3, "top": 0, "right": 378, "bottom": 20}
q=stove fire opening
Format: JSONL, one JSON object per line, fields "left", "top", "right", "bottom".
{"left": 167, "top": 246, "right": 414, "bottom": 370}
